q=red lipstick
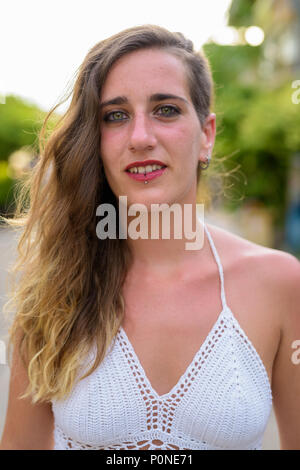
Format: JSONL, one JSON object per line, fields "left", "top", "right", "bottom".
{"left": 125, "top": 160, "right": 168, "bottom": 182}
{"left": 125, "top": 160, "right": 167, "bottom": 171}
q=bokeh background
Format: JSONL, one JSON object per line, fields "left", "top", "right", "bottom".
{"left": 0, "top": 0, "right": 299, "bottom": 449}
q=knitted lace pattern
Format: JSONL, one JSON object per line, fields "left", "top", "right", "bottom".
{"left": 51, "top": 224, "right": 273, "bottom": 450}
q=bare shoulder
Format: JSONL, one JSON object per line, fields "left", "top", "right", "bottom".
{"left": 206, "top": 222, "right": 300, "bottom": 289}
{"left": 206, "top": 222, "right": 300, "bottom": 342}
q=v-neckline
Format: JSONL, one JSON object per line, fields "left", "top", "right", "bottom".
{"left": 118, "top": 306, "right": 229, "bottom": 400}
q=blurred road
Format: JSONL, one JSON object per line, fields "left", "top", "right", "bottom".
{"left": 0, "top": 226, "right": 18, "bottom": 443}
{"left": 0, "top": 225, "right": 280, "bottom": 448}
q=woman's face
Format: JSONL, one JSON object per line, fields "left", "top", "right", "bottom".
{"left": 99, "top": 48, "right": 215, "bottom": 209}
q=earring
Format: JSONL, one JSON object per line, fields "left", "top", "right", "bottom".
{"left": 199, "top": 153, "right": 211, "bottom": 170}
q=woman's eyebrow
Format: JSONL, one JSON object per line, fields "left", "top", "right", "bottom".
{"left": 150, "top": 93, "right": 189, "bottom": 104}
{"left": 99, "top": 93, "right": 189, "bottom": 109}
{"left": 100, "top": 96, "right": 128, "bottom": 109}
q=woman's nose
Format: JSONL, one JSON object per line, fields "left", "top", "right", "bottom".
{"left": 128, "top": 113, "right": 157, "bottom": 151}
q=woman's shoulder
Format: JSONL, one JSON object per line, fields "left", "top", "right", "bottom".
{"left": 206, "top": 221, "right": 300, "bottom": 299}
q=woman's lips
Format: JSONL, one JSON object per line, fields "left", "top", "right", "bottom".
{"left": 126, "top": 167, "right": 167, "bottom": 182}
{"left": 125, "top": 160, "right": 166, "bottom": 171}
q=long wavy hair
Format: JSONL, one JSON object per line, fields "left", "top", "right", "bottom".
{"left": 1, "top": 24, "right": 214, "bottom": 403}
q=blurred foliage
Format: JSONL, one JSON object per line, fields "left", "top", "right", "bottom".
{"left": 228, "top": 0, "right": 256, "bottom": 27}
{"left": 0, "top": 95, "right": 59, "bottom": 214}
{"left": 0, "top": 161, "right": 15, "bottom": 215}
{"left": 0, "top": 95, "right": 44, "bottom": 161}
{"left": 203, "top": 42, "right": 300, "bottom": 227}
{"left": 228, "top": 0, "right": 296, "bottom": 37}
{"left": 0, "top": 95, "right": 40, "bottom": 213}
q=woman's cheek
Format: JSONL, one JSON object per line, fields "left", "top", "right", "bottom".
{"left": 100, "top": 136, "right": 118, "bottom": 167}
{"left": 165, "top": 124, "right": 191, "bottom": 145}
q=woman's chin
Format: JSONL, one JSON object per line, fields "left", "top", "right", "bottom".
{"left": 117, "top": 191, "right": 171, "bottom": 211}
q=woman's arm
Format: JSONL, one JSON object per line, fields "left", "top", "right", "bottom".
{"left": 271, "top": 252, "right": 300, "bottom": 450}
{"left": 0, "top": 330, "right": 54, "bottom": 450}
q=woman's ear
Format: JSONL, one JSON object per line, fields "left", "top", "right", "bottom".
{"left": 198, "top": 113, "right": 216, "bottom": 164}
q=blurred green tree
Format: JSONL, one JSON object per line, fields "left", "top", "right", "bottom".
{"left": 203, "top": 0, "right": 300, "bottom": 233}
{"left": 0, "top": 95, "right": 43, "bottom": 161}
{"left": 0, "top": 95, "right": 58, "bottom": 214}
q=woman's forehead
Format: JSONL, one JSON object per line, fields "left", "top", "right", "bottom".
{"left": 101, "top": 49, "right": 190, "bottom": 100}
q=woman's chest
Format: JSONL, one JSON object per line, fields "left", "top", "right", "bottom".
{"left": 52, "top": 265, "right": 276, "bottom": 450}
{"left": 121, "top": 274, "right": 279, "bottom": 397}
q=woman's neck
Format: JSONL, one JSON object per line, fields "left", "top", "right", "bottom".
{"left": 124, "top": 201, "right": 205, "bottom": 280}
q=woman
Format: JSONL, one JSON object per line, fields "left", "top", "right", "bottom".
{"left": 1, "top": 24, "right": 299, "bottom": 450}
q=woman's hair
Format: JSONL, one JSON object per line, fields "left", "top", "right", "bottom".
{"left": 2, "top": 24, "right": 214, "bottom": 403}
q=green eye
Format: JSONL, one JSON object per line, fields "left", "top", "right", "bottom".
{"left": 103, "top": 105, "right": 180, "bottom": 122}
{"left": 103, "top": 111, "right": 127, "bottom": 122}
{"left": 157, "top": 105, "right": 180, "bottom": 117}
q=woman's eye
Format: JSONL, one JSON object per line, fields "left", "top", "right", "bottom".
{"left": 103, "top": 111, "right": 127, "bottom": 122}
{"left": 156, "top": 105, "right": 180, "bottom": 117}
{"left": 102, "top": 105, "right": 180, "bottom": 123}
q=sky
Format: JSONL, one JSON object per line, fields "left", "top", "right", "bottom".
{"left": 0, "top": 0, "right": 232, "bottom": 113}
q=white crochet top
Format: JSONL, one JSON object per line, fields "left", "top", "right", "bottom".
{"left": 51, "top": 223, "right": 273, "bottom": 450}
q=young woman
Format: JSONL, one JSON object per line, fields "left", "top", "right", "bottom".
{"left": 1, "top": 24, "right": 299, "bottom": 450}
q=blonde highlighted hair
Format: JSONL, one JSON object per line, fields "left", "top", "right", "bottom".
{"left": 1, "top": 24, "right": 214, "bottom": 403}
